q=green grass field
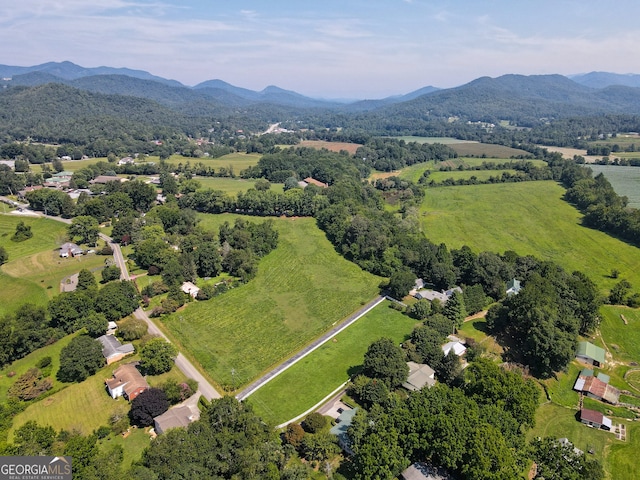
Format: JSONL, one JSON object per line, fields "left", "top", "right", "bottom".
{"left": 163, "top": 152, "right": 261, "bottom": 174}
{"left": 193, "top": 177, "right": 284, "bottom": 195}
{"left": 585, "top": 165, "right": 640, "bottom": 208}
{"left": 599, "top": 307, "right": 640, "bottom": 364}
{"left": 247, "top": 301, "right": 418, "bottom": 425}
{"left": 159, "top": 216, "right": 381, "bottom": 390}
{"left": 0, "top": 215, "right": 99, "bottom": 313}
{"left": 390, "top": 136, "right": 477, "bottom": 145}
{"left": 0, "top": 333, "right": 77, "bottom": 400}
{"left": 449, "top": 143, "right": 530, "bottom": 157}
{"left": 419, "top": 181, "right": 640, "bottom": 292}
{"left": 427, "top": 169, "right": 518, "bottom": 183}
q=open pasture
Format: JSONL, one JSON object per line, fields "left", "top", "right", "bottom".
{"left": 0, "top": 215, "right": 68, "bottom": 261}
{"left": 427, "top": 169, "right": 518, "bottom": 183}
{"left": 584, "top": 165, "right": 640, "bottom": 208}
{"left": 299, "top": 140, "right": 362, "bottom": 155}
{"left": 164, "top": 152, "right": 261, "bottom": 173}
{"left": 599, "top": 306, "right": 640, "bottom": 364}
{"left": 390, "top": 136, "right": 477, "bottom": 145}
{"left": 420, "top": 181, "right": 640, "bottom": 292}
{"left": 194, "top": 177, "right": 284, "bottom": 195}
{"left": 448, "top": 142, "right": 530, "bottom": 157}
{"left": 160, "top": 216, "right": 381, "bottom": 389}
{"left": 248, "top": 301, "right": 417, "bottom": 425}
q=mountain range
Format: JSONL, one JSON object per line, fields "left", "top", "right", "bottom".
{"left": 4, "top": 61, "right": 640, "bottom": 133}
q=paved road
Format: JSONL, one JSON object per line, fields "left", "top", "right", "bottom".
{"left": 9, "top": 206, "right": 223, "bottom": 402}
{"left": 236, "top": 295, "right": 386, "bottom": 401}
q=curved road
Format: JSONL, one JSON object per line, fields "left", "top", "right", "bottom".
{"left": 6, "top": 205, "right": 223, "bottom": 402}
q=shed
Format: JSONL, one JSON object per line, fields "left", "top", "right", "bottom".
{"left": 506, "top": 278, "right": 521, "bottom": 296}
{"left": 580, "top": 408, "right": 612, "bottom": 430}
{"left": 576, "top": 341, "right": 606, "bottom": 367}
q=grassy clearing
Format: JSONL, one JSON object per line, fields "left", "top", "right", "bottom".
{"left": 419, "top": 181, "right": 640, "bottom": 292}
{"left": 0, "top": 216, "right": 105, "bottom": 312}
{"left": 9, "top": 359, "right": 122, "bottom": 437}
{"left": 194, "top": 177, "right": 284, "bottom": 195}
{"left": 10, "top": 356, "right": 187, "bottom": 438}
{"left": 449, "top": 143, "right": 529, "bottom": 157}
{"left": 528, "top": 402, "right": 614, "bottom": 464}
{"left": 428, "top": 169, "right": 518, "bottom": 182}
{"left": 299, "top": 140, "right": 362, "bottom": 155}
{"left": 390, "top": 136, "right": 477, "bottom": 145}
{"left": 585, "top": 165, "right": 640, "bottom": 208}
{"left": 3, "top": 248, "right": 108, "bottom": 300}
{"left": 0, "top": 333, "right": 77, "bottom": 400}
{"left": 0, "top": 215, "right": 68, "bottom": 261}
{"left": 600, "top": 307, "right": 640, "bottom": 364}
{"left": 160, "top": 216, "right": 381, "bottom": 389}
{"left": 164, "top": 152, "right": 261, "bottom": 173}
{"left": 248, "top": 301, "right": 418, "bottom": 425}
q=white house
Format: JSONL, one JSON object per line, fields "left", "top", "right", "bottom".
{"left": 181, "top": 281, "right": 200, "bottom": 298}
{"left": 442, "top": 341, "right": 466, "bottom": 357}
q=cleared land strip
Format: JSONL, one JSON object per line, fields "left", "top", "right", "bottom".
{"left": 236, "top": 295, "right": 385, "bottom": 401}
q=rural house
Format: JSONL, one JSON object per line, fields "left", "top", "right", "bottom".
{"left": 579, "top": 408, "right": 612, "bottom": 430}
{"left": 180, "top": 281, "right": 200, "bottom": 298}
{"left": 105, "top": 363, "right": 149, "bottom": 401}
{"left": 576, "top": 341, "right": 606, "bottom": 367}
{"left": 414, "top": 286, "right": 462, "bottom": 304}
{"left": 97, "top": 334, "right": 135, "bottom": 364}
{"left": 402, "top": 362, "right": 436, "bottom": 391}
{"left": 506, "top": 278, "right": 521, "bottom": 296}
{"left": 442, "top": 341, "right": 466, "bottom": 357}
{"left": 59, "top": 242, "right": 83, "bottom": 258}
{"left": 154, "top": 402, "right": 200, "bottom": 434}
{"left": 330, "top": 407, "right": 358, "bottom": 454}
{"left": 401, "top": 463, "right": 455, "bottom": 480}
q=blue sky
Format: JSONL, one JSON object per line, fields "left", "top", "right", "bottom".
{"left": 2, "top": 0, "right": 640, "bottom": 98}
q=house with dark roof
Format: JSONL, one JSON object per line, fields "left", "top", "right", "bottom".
{"left": 580, "top": 408, "right": 612, "bottom": 430}
{"left": 105, "top": 363, "right": 149, "bottom": 401}
{"left": 402, "top": 362, "right": 436, "bottom": 391}
{"left": 59, "top": 242, "right": 83, "bottom": 258}
{"left": 576, "top": 341, "right": 606, "bottom": 367}
{"left": 97, "top": 335, "right": 135, "bottom": 364}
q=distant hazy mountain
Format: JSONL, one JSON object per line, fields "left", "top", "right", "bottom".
{"left": 570, "top": 71, "right": 640, "bottom": 89}
{"left": 0, "top": 61, "right": 183, "bottom": 87}
{"left": 379, "top": 74, "right": 640, "bottom": 125}
{"left": 345, "top": 86, "right": 440, "bottom": 112}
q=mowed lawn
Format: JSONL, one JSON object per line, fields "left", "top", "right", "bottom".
{"left": 420, "top": 181, "right": 640, "bottom": 292}
{"left": 248, "top": 302, "right": 418, "bottom": 426}
{"left": 0, "top": 216, "right": 82, "bottom": 313}
{"left": 194, "top": 177, "right": 284, "bottom": 195}
{"left": 163, "top": 152, "right": 261, "bottom": 173}
{"left": 160, "top": 216, "right": 381, "bottom": 389}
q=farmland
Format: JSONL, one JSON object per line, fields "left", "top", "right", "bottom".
{"left": 299, "top": 140, "right": 362, "bottom": 155}
{"left": 419, "top": 181, "right": 640, "bottom": 292}
{"left": 248, "top": 301, "right": 418, "bottom": 425}
{"left": 585, "top": 165, "right": 640, "bottom": 208}
{"left": 193, "top": 176, "right": 284, "bottom": 195}
{"left": 160, "top": 215, "right": 381, "bottom": 389}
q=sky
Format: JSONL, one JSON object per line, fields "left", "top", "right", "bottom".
{"left": 2, "top": 0, "right": 640, "bottom": 99}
